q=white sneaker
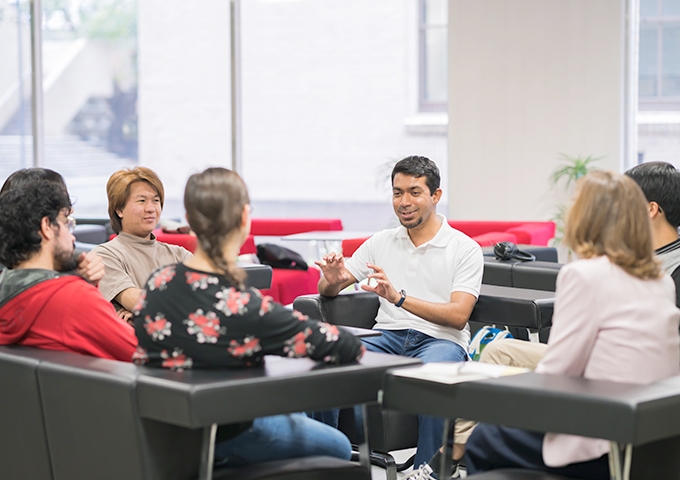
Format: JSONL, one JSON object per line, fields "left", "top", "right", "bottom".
{"left": 404, "top": 464, "right": 437, "bottom": 480}
{"left": 404, "top": 462, "right": 461, "bottom": 479}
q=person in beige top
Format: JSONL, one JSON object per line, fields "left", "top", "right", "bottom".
{"left": 93, "top": 167, "right": 191, "bottom": 321}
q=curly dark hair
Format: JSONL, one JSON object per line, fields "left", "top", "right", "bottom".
{"left": 0, "top": 181, "right": 72, "bottom": 268}
{"left": 391, "top": 155, "right": 441, "bottom": 195}
{"left": 0, "top": 168, "right": 67, "bottom": 195}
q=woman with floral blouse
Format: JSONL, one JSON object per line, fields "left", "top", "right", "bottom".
{"left": 131, "top": 167, "right": 364, "bottom": 467}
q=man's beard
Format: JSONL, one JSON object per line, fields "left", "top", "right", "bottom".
{"left": 398, "top": 216, "right": 423, "bottom": 229}
{"left": 54, "top": 244, "right": 79, "bottom": 272}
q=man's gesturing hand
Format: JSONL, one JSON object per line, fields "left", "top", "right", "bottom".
{"left": 314, "top": 252, "right": 351, "bottom": 286}
{"left": 361, "top": 263, "right": 401, "bottom": 304}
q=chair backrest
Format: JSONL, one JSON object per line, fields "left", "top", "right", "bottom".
{"left": 512, "top": 261, "right": 562, "bottom": 292}
{"left": 240, "top": 263, "right": 273, "bottom": 290}
{"left": 0, "top": 346, "right": 54, "bottom": 480}
{"left": 73, "top": 224, "right": 108, "bottom": 245}
{"left": 293, "top": 292, "right": 380, "bottom": 329}
{"left": 482, "top": 245, "right": 559, "bottom": 263}
{"left": 36, "top": 351, "right": 202, "bottom": 480}
{"left": 483, "top": 258, "right": 563, "bottom": 292}
{"left": 482, "top": 257, "right": 519, "bottom": 287}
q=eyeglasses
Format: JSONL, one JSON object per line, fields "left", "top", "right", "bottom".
{"left": 66, "top": 216, "right": 76, "bottom": 234}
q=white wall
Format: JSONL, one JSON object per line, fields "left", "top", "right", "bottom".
{"left": 447, "top": 0, "right": 626, "bottom": 221}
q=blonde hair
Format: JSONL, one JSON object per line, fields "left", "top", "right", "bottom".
{"left": 106, "top": 167, "right": 165, "bottom": 234}
{"left": 564, "top": 170, "right": 661, "bottom": 280}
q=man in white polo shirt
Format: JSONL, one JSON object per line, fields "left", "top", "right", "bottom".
{"left": 316, "top": 155, "right": 484, "bottom": 469}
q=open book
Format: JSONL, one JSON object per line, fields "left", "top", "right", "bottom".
{"left": 391, "top": 361, "right": 529, "bottom": 385}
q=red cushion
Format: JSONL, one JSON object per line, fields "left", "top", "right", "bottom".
{"left": 259, "top": 268, "right": 321, "bottom": 305}
{"left": 240, "top": 235, "right": 257, "bottom": 255}
{"left": 471, "top": 232, "right": 518, "bottom": 247}
{"left": 152, "top": 229, "right": 197, "bottom": 253}
{"left": 505, "top": 222, "right": 556, "bottom": 246}
{"left": 250, "top": 218, "right": 343, "bottom": 236}
{"left": 341, "top": 237, "right": 370, "bottom": 257}
{"left": 448, "top": 221, "right": 525, "bottom": 238}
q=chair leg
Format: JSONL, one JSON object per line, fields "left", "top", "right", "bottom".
{"left": 369, "top": 451, "right": 397, "bottom": 480}
{"left": 396, "top": 453, "right": 416, "bottom": 472}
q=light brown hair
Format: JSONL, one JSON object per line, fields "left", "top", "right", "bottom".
{"left": 184, "top": 167, "right": 249, "bottom": 288}
{"left": 564, "top": 170, "right": 661, "bottom": 279}
{"left": 106, "top": 167, "right": 165, "bottom": 234}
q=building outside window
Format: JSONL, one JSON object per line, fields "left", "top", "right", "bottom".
{"left": 638, "top": 0, "right": 680, "bottom": 166}
{"left": 639, "top": 0, "right": 680, "bottom": 109}
{"left": 419, "top": 0, "right": 447, "bottom": 112}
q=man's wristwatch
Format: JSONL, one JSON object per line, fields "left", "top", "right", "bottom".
{"left": 395, "top": 289, "right": 406, "bottom": 308}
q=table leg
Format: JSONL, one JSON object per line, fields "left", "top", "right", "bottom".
{"left": 439, "top": 418, "right": 453, "bottom": 480}
{"left": 352, "top": 404, "right": 373, "bottom": 479}
{"left": 198, "top": 423, "right": 217, "bottom": 480}
{"left": 608, "top": 441, "right": 632, "bottom": 480}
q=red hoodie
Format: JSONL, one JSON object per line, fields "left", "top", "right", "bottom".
{"left": 0, "top": 271, "right": 137, "bottom": 361}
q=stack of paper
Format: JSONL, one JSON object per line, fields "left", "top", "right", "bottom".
{"left": 391, "top": 361, "right": 529, "bottom": 385}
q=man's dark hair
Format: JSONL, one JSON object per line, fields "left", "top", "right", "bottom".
{"left": 0, "top": 168, "right": 67, "bottom": 195}
{"left": 0, "top": 181, "right": 72, "bottom": 268}
{"left": 625, "top": 162, "right": 680, "bottom": 228}
{"left": 391, "top": 155, "right": 441, "bottom": 195}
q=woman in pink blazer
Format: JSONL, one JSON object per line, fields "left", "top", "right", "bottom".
{"left": 462, "top": 171, "right": 680, "bottom": 480}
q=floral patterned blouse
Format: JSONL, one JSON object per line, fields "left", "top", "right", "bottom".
{"left": 131, "top": 263, "right": 364, "bottom": 370}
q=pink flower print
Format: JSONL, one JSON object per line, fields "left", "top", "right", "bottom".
{"left": 144, "top": 313, "right": 172, "bottom": 341}
{"left": 131, "top": 346, "right": 149, "bottom": 365}
{"left": 147, "top": 266, "right": 176, "bottom": 291}
{"left": 214, "top": 288, "right": 250, "bottom": 316}
{"left": 318, "top": 323, "right": 340, "bottom": 342}
{"left": 259, "top": 295, "right": 273, "bottom": 316}
{"left": 160, "top": 349, "right": 193, "bottom": 371}
{"left": 283, "top": 328, "right": 314, "bottom": 358}
{"left": 184, "top": 309, "right": 225, "bottom": 344}
{"left": 292, "top": 310, "right": 309, "bottom": 322}
{"left": 185, "top": 272, "right": 219, "bottom": 291}
{"left": 228, "top": 336, "right": 262, "bottom": 358}
{"left": 132, "top": 290, "right": 147, "bottom": 315}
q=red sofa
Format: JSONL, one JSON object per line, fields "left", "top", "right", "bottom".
{"left": 341, "top": 221, "right": 555, "bottom": 256}
{"left": 155, "top": 218, "right": 344, "bottom": 305}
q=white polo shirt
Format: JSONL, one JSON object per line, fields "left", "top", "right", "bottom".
{"left": 345, "top": 214, "right": 483, "bottom": 349}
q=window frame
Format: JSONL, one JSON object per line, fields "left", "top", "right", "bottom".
{"left": 418, "top": 0, "right": 448, "bottom": 112}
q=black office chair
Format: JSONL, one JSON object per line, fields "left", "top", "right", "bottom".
{"left": 294, "top": 291, "right": 418, "bottom": 480}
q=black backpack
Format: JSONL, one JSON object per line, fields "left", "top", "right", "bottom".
{"left": 256, "top": 244, "right": 308, "bottom": 271}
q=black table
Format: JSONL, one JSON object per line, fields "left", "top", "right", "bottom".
{"left": 137, "top": 351, "right": 421, "bottom": 480}
{"left": 382, "top": 370, "right": 680, "bottom": 480}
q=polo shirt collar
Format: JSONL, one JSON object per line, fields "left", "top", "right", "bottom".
{"left": 394, "top": 214, "right": 452, "bottom": 248}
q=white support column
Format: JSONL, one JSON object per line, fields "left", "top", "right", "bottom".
{"left": 230, "top": 0, "right": 243, "bottom": 175}
{"left": 29, "top": 0, "right": 44, "bottom": 167}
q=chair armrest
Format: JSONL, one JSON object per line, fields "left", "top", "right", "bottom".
{"left": 470, "top": 285, "right": 555, "bottom": 331}
{"left": 293, "top": 291, "right": 380, "bottom": 328}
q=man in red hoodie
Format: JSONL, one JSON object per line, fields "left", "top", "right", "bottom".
{"left": 0, "top": 181, "right": 137, "bottom": 361}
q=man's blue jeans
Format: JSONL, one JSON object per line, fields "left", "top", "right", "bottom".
{"left": 313, "top": 329, "right": 467, "bottom": 467}
{"left": 213, "top": 413, "right": 352, "bottom": 467}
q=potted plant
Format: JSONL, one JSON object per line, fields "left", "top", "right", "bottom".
{"left": 550, "top": 154, "right": 603, "bottom": 246}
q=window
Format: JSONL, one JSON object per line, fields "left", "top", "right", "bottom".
{"left": 419, "top": 0, "right": 447, "bottom": 111}
{"left": 639, "top": 0, "right": 680, "bottom": 108}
